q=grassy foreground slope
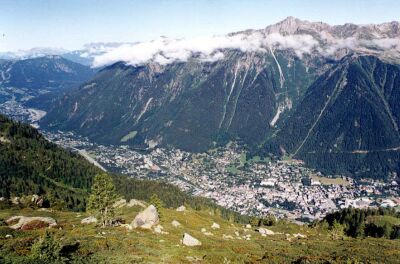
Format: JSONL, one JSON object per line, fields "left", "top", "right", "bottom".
{"left": 0, "top": 205, "right": 399, "bottom": 263}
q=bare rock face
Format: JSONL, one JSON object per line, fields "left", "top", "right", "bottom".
{"left": 131, "top": 205, "right": 159, "bottom": 229}
{"left": 6, "top": 216, "right": 57, "bottom": 230}
{"left": 81, "top": 216, "right": 98, "bottom": 224}
{"left": 182, "top": 233, "right": 202, "bottom": 247}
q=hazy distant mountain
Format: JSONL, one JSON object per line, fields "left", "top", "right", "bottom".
{"left": 0, "top": 42, "right": 134, "bottom": 66}
{"left": 0, "top": 55, "right": 95, "bottom": 90}
{"left": 41, "top": 17, "right": 400, "bottom": 179}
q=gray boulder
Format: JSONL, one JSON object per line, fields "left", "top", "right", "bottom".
{"left": 6, "top": 216, "right": 57, "bottom": 230}
{"left": 182, "top": 233, "right": 202, "bottom": 246}
{"left": 131, "top": 205, "right": 159, "bottom": 229}
{"left": 176, "top": 205, "right": 186, "bottom": 212}
{"left": 81, "top": 216, "right": 98, "bottom": 224}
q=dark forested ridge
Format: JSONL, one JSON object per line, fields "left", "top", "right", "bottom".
{"left": 264, "top": 55, "right": 400, "bottom": 180}
{"left": 0, "top": 114, "right": 100, "bottom": 210}
{"left": 323, "top": 207, "right": 400, "bottom": 239}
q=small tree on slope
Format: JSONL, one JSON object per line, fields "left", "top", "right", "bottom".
{"left": 87, "top": 173, "right": 118, "bottom": 227}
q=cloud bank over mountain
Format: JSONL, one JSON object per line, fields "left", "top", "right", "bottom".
{"left": 92, "top": 33, "right": 320, "bottom": 67}
{"left": 92, "top": 34, "right": 399, "bottom": 68}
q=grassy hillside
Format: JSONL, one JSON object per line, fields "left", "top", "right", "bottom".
{"left": 0, "top": 205, "right": 399, "bottom": 263}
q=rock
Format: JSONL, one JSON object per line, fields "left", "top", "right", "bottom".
{"left": 154, "top": 224, "right": 168, "bottom": 234}
{"left": 31, "top": 194, "right": 40, "bottom": 203}
{"left": 6, "top": 216, "right": 57, "bottom": 230}
{"left": 127, "top": 199, "right": 146, "bottom": 208}
{"left": 11, "top": 197, "right": 20, "bottom": 205}
{"left": 245, "top": 224, "right": 251, "bottom": 229}
{"left": 0, "top": 197, "right": 5, "bottom": 202}
{"left": 201, "top": 228, "right": 207, "bottom": 233}
{"left": 257, "top": 228, "right": 275, "bottom": 235}
{"left": 211, "top": 222, "right": 220, "bottom": 229}
{"left": 176, "top": 205, "right": 186, "bottom": 212}
{"left": 171, "top": 220, "right": 181, "bottom": 228}
{"left": 81, "top": 216, "right": 97, "bottom": 224}
{"left": 5, "top": 234, "right": 12, "bottom": 239}
{"left": 203, "top": 232, "right": 213, "bottom": 236}
{"left": 120, "top": 224, "right": 133, "bottom": 231}
{"left": 293, "top": 233, "right": 307, "bottom": 239}
{"left": 222, "top": 234, "right": 234, "bottom": 239}
{"left": 132, "top": 205, "right": 159, "bottom": 229}
{"left": 182, "top": 233, "right": 202, "bottom": 246}
{"left": 235, "top": 231, "right": 240, "bottom": 236}
{"left": 113, "top": 199, "right": 127, "bottom": 208}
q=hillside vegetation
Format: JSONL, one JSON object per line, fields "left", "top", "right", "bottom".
{"left": 0, "top": 205, "right": 399, "bottom": 263}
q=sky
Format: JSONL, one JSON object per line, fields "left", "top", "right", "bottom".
{"left": 1, "top": 0, "right": 400, "bottom": 52}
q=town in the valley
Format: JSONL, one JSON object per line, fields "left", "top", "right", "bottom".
{"left": 44, "top": 130, "right": 399, "bottom": 223}
{"left": 1, "top": 98, "right": 399, "bottom": 223}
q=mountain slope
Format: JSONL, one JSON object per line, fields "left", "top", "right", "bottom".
{"left": 0, "top": 56, "right": 95, "bottom": 90}
{"left": 42, "top": 50, "right": 324, "bottom": 151}
{"left": 0, "top": 114, "right": 100, "bottom": 209}
{"left": 266, "top": 55, "right": 400, "bottom": 179}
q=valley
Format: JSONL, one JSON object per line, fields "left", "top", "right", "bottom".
{"left": 43, "top": 129, "right": 399, "bottom": 222}
{"left": 1, "top": 6, "right": 400, "bottom": 262}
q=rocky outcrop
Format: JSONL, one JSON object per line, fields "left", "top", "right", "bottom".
{"left": 131, "top": 205, "right": 159, "bottom": 229}
{"left": 182, "top": 233, "right": 202, "bottom": 246}
{"left": 6, "top": 216, "right": 57, "bottom": 230}
{"left": 81, "top": 216, "right": 98, "bottom": 224}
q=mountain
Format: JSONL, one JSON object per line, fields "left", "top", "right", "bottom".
{"left": 0, "top": 55, "right": 95, "bottom": 90}
{"left": 0, "top": 114, "right": 99, "bottom": 209}
{"left": 41, "top": 17, "right": 400, "bottom": 179}
{"left": 264, "top": 55, "right": 400, "bottom": 180}
{"left": 41, "top": 49, "right": 326, "bottom": 151}
{"left": 0, "top": 42, "right": 134, "bottom": 66}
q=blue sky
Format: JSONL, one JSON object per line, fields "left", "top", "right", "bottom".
{"left": 1, "top": 0, "right": 399, "bottom": 52}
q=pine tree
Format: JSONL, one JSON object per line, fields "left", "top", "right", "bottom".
{"left": 30, "top": 231, "right": 63, "bottom": 263}
{"left": 87, "top": 173, "right": 118, "bottom": 227}
{"left": 149, "top": 193, "right": 164, "bottom": 219}
{"left": 330, "top": 220, "right": 345, "bottom": 240}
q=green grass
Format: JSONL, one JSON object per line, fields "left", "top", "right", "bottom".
{"left": 310, "top": 175, "right": 351, "bottom": 186}
{"left": 1, "top": 206, "right": 400, "bottom": 263}
{"left": 367, "top": 215, "right": 400, "bottom": 227}
{"left": 120, "top": 131, "right": 137, "bottom": 142}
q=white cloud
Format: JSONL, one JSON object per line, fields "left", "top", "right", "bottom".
{"left": 92, "top": 32, "right": 399, "bottom": 68}
{"left": 92, "top": 33, "right": 319, "bottom": 67}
